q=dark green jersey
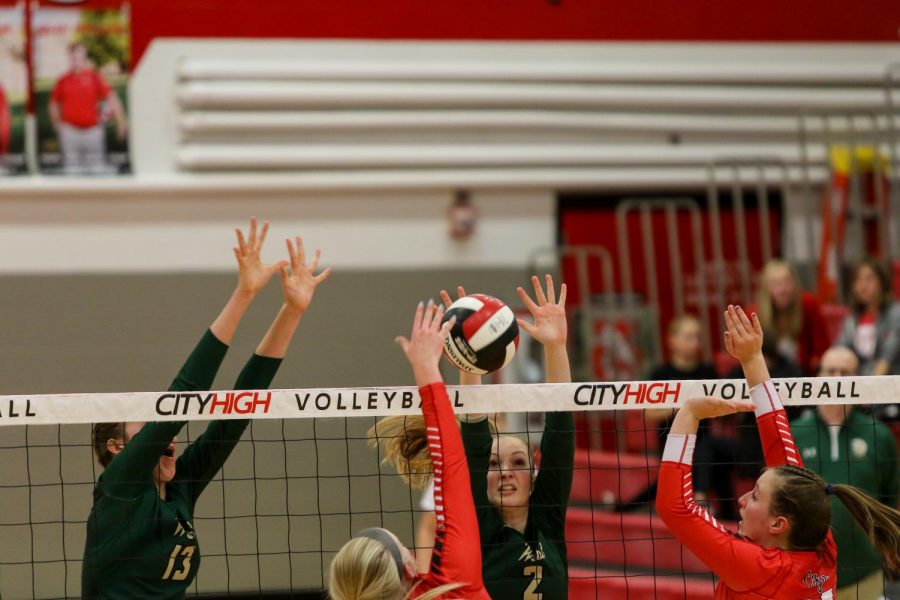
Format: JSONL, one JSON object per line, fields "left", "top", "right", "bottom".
{"left": 82, "top": 330, "right": 282, "bottom": 599}
{"left": 462, "top": 411, "right": 575, "bottom": 600}
{"left": 791, "top": 408, "right": 899, "bottom": 586}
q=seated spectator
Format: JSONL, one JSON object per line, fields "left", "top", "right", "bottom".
{"left": 790, "top": 346, "right": 899, "bottom": 600}
{"left": 836, "top": 257, "right": 900, "bottom": 377}
{"left": 755, "top": 259, "right": 829, "bottom": 376}
{"left": 836, "top": 257, "right": 900, "bottom": 422}
{"left": 617, "top": 315, "right": 720, "bottom": 512}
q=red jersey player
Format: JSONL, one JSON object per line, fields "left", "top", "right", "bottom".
{"left": 329, "top": 300, "right": 491, "bottom": 600}
{"left": 657, "top": 305, "right": 900, "bottom": 599}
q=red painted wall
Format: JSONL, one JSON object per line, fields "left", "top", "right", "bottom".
{"left": 129, "top": 0, "right": 900, "bottom": 66}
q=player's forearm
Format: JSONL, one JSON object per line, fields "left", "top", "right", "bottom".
{"left": 255, "top": 304, "right": 303, "bottom": 359}
{"left": 668, "top": 406, "right": 700, "bottom": 436}
{"left": 544, "top": 343, "right": 571, "bottom": 384}
{"left": 740, "top": 354, "right": 771, "bottom": 390}
{"left": 209, "top": 287, "right": 257, "bottom": 345}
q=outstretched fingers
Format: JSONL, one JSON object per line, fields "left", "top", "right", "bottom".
{"left": 516, "top": 286, "right": 540, "bottom": 314}
{"left": 314, "top": 265, "right": 333, "bottom": 284}
{"left": 247, "top": 216, "right": 258, "bottom": 250}
{"left": 545, "top": 274, "right": 556, "bottom": 304}
{"left": 531, "top": 275, "right": 548, "bottom": 305}
{"left": 257, "top": 220, "right": 270, "bottom": 251}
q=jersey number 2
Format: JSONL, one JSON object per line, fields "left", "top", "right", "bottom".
{"left": 162, "top": 544, "right": 195, "bottom": 581}
{"left": 523, "top": 565, "right": 543, "bottom": 599}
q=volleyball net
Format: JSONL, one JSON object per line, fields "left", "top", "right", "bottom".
{"left": 1, "top": 377, "right": 898, "bottom": 599}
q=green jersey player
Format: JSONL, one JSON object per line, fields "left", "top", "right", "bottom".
{"left": 446, "top": 275, "right": 575, "bottom": 600}
{"left": 82, "top": 219, "right": 331, "bottom": 599}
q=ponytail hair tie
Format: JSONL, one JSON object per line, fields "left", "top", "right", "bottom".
{"left": 825, "top": 483, "right": 835, "bottom": 496}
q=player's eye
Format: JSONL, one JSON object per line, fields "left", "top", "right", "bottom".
{"left": 489, "top": 458, "right": 499, "bottom": 469}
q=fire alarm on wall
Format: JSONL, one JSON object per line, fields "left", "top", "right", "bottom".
{"left": 448, "top": 191, "right": 478, "bottom": 240}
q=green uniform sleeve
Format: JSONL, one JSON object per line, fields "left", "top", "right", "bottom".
{"left": 461, "top": 418, "right": 504, "bottom": 543}
{"left": 176, "top": 353, "right": 283, "bottom": 504}
{"left": 167, "top": 329, "right": 229, "bottom": 392}
{"left": 530, "top": 412, "right": 575, "bottom": 536}
{"left": 98, "top": 330, "right": 230, "bottom": 500}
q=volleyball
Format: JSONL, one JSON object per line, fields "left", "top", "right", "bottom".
{"left": 441, "top": 294, "right": 519, "bottom": 374}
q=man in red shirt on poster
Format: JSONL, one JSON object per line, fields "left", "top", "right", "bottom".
{"left": 49, "top": 42, "right": 126, "bottom": 174}
{"left": 0, "top": 83, "right": 10, "bottom": 160}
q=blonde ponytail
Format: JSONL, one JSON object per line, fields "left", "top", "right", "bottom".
{"left": 368, "top": 416, "right": 433, "bottom": 490}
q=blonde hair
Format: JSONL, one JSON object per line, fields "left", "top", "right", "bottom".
{"left": 368, "top": 416, "right": 498, "bottom": 491}
{"left": 756, "top": 260, "right": 803, "bottom": 339}
{"left": 368, "top": 416, "right": 434, "bottom": 490}
{"left": 666, "top": 314, "right": 701, "bottom": 337}
{"left": 329, "top": 536, "right": 464, "bottom": 600}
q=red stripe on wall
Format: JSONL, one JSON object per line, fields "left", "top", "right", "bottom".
{"left": 129, "top": 0, "right": 900, "bottom": 67}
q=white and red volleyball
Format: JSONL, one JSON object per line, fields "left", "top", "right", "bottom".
{"left": 441, "top": 294, "right": 519, "bottom": 374}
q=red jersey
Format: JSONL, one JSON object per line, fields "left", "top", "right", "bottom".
{"left": 51, "top": 69, "right": 111, "bottom": 128}
{"left": 413, "top": 383, "right": 491, "bottom": 599}
{"left": 656, "top": 380, "right": 837, "bottom": 599}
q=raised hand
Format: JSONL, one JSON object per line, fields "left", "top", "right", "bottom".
{"left": 234, "top": 217, "right": 286, "bottom": 296}
{"left": 682, "top": 397, "right": 755, "bottom": 421}
{"left": 280, "top": 236, "right": 332, "bottom": 314}
{"left": 439, "top": 286, "right": 467, "bottom": 309}
{"left": 723, "top": 305, "right": 763, "bottom": 363}
{"left": 517, "top": 274, "right": 567, "bottom": 347}
{"left": 396, "top": 300, "right": 455, "bottom": 384}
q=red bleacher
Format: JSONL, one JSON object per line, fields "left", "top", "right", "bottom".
{"left": 566, "top": 509, "right": 712, "bottom": 574}
{"left": 567, "top": 450, "right": 721, "bottom": 598}
{"left": 569, "top": 567, "right": 715, "bottom": 600}
{"left": 571, "top": 449, "right": 658, "bottom": 505}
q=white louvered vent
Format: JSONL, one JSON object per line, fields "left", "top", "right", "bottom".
{"left": 131, "top": 41, "right": 900, "bottom": 186}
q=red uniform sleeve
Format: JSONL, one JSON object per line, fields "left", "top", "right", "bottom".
{"left": 751, "top": 380, "right": 802, "bottom": 468}
{"left": 417, "top": 383, "right": 489, "bottom": 598}
{"left": 656, "top": 434, "right": 790, "bottom": 593}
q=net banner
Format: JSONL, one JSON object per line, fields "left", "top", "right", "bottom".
{"left": 1, "top": 375, "right": 896, "bottom": 426}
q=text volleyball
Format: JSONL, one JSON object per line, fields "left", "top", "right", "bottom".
{"left": 441, "top": 294, "right": 519, "bottom": 374}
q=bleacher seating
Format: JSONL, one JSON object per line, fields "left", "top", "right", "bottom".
{"left": 569, "top": 567, "right": 715, "bottom": 600}
{"left": 566, "top": 509, "right": 712, "bottom": 574}
{"left": 570, "top": 449, "right": 658, "bottom": 505}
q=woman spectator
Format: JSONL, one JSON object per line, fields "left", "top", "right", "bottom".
{"left": 755, "top": 259, "right": 829, "bottom": 376}
{"left": 836, "top": 256, "right": 900, "bottom": 377}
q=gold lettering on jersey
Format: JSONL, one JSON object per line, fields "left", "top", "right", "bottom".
{"left": 518, "top": 542, "right": 545, "bottom": 563}
{"left": 174, "top": 521, "right": 195, "bottom": 540}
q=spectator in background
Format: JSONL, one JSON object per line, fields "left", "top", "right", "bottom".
{"left": 791, "top": 346, "right": 899, "bottom": 600}
{"left": 49, "top": 42, "right": 127, "bottom": 174}
{"left": 617, "top": 315, "right": 724, "bottom": 513}
{"left": 836, "top": 257, "right": 900, "bottom": 378}
{"left": 755, "top": 259, "right": 830, "bottom": 376}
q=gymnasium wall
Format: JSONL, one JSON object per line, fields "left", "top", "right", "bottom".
{"left": 129, "top": 0, "right": 900, "bottom": 66}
